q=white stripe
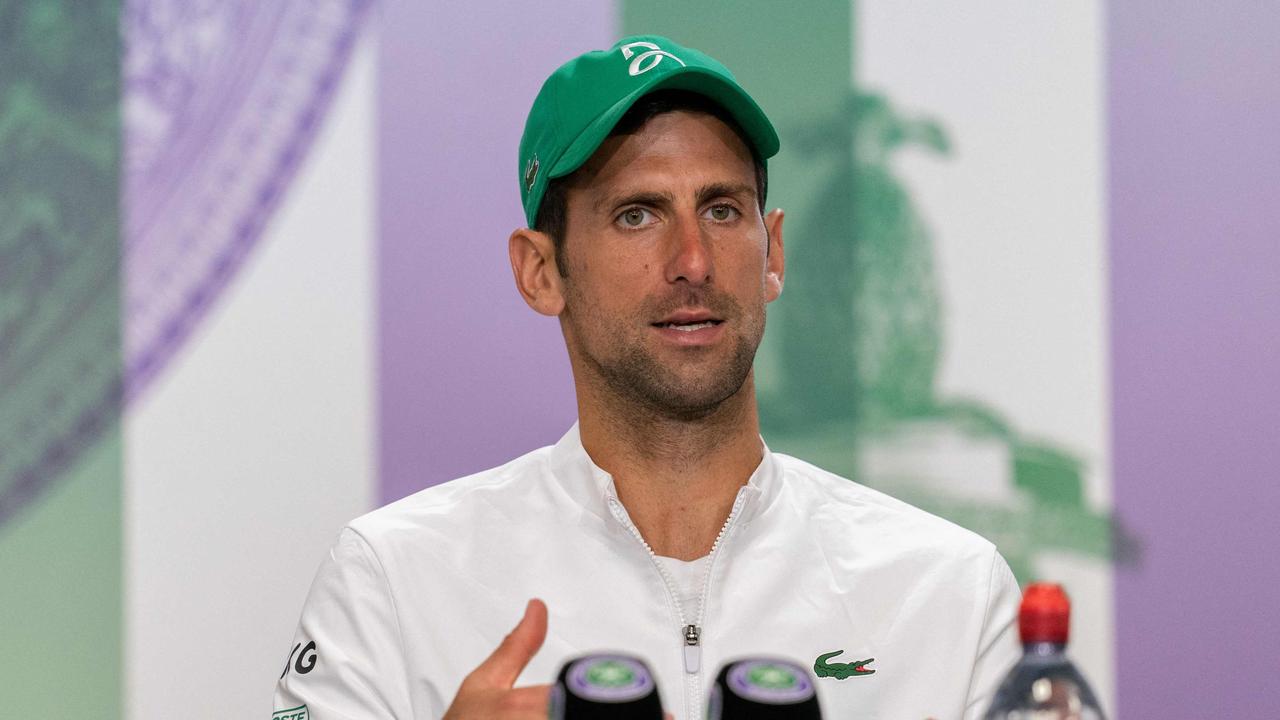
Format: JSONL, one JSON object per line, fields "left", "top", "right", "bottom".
{"left": 124, "top": 29, "right": 378, "bottom": 720}
{"left": 858, "top": 1, "right": 1114, "bottom": 713}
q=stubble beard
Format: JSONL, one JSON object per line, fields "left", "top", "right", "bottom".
{"left": 567, "top": 287, "right": 765, "bottom": 422}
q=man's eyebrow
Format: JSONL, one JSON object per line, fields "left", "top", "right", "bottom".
{"left": 593, "top": 190, "right": 674, "bottom": 214}
{"left": 697, "top": 182, "right": 756, "bottom": 204}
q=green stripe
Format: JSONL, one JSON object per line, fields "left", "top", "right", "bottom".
{"left": 0, "top": 1, "right": 122, "bottom": 716}
{"left": 620, "top": 0, "right": 856, "bottom": 426}
{"left": 0, "top": 437, "right": 122, "bottom": 717}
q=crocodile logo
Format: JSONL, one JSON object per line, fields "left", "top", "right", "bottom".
{"left": 814, "top": 650, "right": 876, "bottom": 679}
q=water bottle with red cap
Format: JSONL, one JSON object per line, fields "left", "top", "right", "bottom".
{"left": 982, "top": 582, "right": 1107, "bottom": 720}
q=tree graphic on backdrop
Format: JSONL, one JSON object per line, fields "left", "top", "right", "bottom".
{"left": 619, "top": 0, "right": 1131, "bottom": 580}
{"left": 760, "top": 90, "right": 1127, "bottom": 581}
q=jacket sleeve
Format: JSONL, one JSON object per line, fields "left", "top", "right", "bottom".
{"left": 963, "top": 549, "right": 1022, "bottom": 720}
{"left": 272, "top": 527, "right": 415, "bottom": 720}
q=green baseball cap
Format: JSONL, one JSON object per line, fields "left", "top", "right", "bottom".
{"left": 518, "top": 35, "right": 780, "bottom": 228}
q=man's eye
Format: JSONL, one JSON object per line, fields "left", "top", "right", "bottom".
{"left": 707, "top": 205, "right": 738, "bottom": 222}
{"left": 619, "top": 208, "right": 652, "bottom": 227}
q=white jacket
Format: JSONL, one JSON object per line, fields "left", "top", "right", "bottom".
{"left": 274, "top": 424, "right": 1020, "bottom": 720}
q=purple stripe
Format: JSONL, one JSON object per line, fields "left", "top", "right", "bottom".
{"left": 1109, "top": 3, "right": 1280, "bottom": 715}
{"left": 377, "top": 3, "right": 614, "bottom": 501}
{"left": 124, "top": 1, "right": 373, "bottom": 402}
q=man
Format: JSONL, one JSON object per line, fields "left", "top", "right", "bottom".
{"left": 274, "top": 36, "right": 1020, "bottom": 720}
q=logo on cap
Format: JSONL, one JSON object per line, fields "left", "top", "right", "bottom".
{"left": 524, "top": 155, "right": 539, "bottom": 191}
{"left": 619, "top": 41, "right": 685, "bottom": 77}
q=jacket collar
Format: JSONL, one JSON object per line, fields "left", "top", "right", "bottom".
{"left": 547, "top": 422, "right": 781, "bottom": 527}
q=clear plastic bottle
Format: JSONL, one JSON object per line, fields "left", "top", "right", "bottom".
{"left": 983, "top": 583, "right": 1107, "bottom": 720}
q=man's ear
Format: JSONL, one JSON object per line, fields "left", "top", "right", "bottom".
{"left": 509, "top": 227, "right": 566, "bottom": 316}
{"left": 764, "top": 208, "right": 785, "bottom": 302}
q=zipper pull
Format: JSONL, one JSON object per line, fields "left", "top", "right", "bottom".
{"left": 683, "top": 624, "right": 701, "bottom": 674}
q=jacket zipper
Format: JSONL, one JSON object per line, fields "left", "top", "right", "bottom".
{"left": 607, "top": 490, "right": 750, "bottom": 720}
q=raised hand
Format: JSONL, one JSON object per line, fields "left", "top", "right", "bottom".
{"left": 443, "top": 599, "right": 552, "bottom": 720}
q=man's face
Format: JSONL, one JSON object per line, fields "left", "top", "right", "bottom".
{"left": 554, "top": 110, "right": 784, "bottom": 418}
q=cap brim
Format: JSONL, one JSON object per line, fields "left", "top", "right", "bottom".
{"left": 547, "top": 66, "right": 780, "bottom": 181}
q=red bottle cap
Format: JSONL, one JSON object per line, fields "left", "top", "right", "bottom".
{"left": 1019, "top": 582, "right": 1071, "bottom": 644}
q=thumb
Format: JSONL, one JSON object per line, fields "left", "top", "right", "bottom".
{"left": 471, "top": 598, "right": 548, "bottom": 688}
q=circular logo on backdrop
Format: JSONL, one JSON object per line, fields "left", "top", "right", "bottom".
{"left": 0, "top": 0, "right": 375, "bottom": 532}
{"left": 728, "top": 660, "right": 815, "bottom": 704}
{"left": 567, "top": 656, "right": 654, "bottom": 703}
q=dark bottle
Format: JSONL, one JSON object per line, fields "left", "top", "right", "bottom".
{"left": 549, "top": 653, "right": 664, "bottom": 719}
{"left": 708, "top": 658, "right": 823, "bottom": 719}
{"left": 983, "top": 583, "right": 1107, "bottom": 720}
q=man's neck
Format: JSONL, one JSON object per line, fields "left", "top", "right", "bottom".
{"left": 577, "top": 377, "right": 764, "bottom": 561}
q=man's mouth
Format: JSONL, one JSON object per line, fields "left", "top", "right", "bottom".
{"left": 654, "top": 320, "right": 722, "bottom": 332}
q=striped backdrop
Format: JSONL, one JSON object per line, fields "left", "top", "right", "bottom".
{"left": 1, "top": 2, "right": 1276, "bottom": 717}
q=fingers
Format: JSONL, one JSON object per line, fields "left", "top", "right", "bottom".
{"left": 444, "top": 600, "right": 553, "bottom": 720}
{"left": 444, "top": 683, "right": 552, "bottom": 720}
{"left": 498, "top": 684, "right": 553, "bottom": 715}
{"left": 469, "top": 598, "right": 549, "bottom": 689}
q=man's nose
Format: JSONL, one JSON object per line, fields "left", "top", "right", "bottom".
{"left": 663, "top": 212, "right": 713, "bottom": 286}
